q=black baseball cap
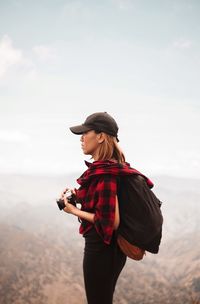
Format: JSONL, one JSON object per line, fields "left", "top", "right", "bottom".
{"left": 69, "top": 112, "right": 119, "bottom": 142}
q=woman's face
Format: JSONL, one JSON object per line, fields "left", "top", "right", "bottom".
{"left": 80, "top": 130, "right": 102, "bottom": 157}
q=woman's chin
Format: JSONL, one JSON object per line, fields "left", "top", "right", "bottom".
{"left": 82, "top": 148, "right": 93, "bottom": 156}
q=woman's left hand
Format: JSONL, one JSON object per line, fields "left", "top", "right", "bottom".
{"left": 63, "top": 197, "right": 78, "bottom": 214}
{"left": 60, "top": 188, "right": 78, "bottom": 215}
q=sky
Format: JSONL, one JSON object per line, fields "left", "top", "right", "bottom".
{"left": 0, "top": 0, "right": 199, "bottom": 178}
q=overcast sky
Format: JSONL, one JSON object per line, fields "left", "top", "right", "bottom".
{"left": 0, "top": 0, "right": 199, "bottom": 178}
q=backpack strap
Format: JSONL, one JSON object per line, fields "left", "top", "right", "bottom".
{"left": 116, "top": 175, "right": 120, "bottom": 186}
{"left": 116, "top": 175, "right": 121, "bottom": 196}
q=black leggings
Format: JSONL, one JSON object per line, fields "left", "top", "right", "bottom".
{"left": 83, "top": 227, "right": 127, "bottom": 304}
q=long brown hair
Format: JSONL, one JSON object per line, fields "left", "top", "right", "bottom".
{"left": 95, "top": 132, "right": 126, "bottom": 163}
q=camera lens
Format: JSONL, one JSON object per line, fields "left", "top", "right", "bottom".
{"left": 56, "top": 199, "right": 65, "bottom": 210}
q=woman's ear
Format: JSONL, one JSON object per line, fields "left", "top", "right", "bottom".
{"left": 97, "top": 132, "right": 105, "bottom": 144}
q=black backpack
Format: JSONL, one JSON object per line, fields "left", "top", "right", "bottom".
{"left": 116, "top": 174, "right": 163, "bottom": 255}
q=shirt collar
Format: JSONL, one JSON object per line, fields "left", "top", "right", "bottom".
{"left": 84, "top": 160, "right": 116, "bottom": 168}
{"left": 84, "top": 160, "right": 93, "bottom": 167}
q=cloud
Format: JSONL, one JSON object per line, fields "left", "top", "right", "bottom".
{"left": 0, "top": 35, "right": 23, "bottom": 78}
{"left": 172, "top": 38, "right": 193, "bottom": 49}
{"left": 0, "top": 35, "right": 36, "bottom": 79}
{"left": 0, "top": 130, "right": 30, "bottom": 143}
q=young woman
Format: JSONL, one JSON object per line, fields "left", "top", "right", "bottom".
{"left": 59, "top": 112, "right": 131, "bottom": 304}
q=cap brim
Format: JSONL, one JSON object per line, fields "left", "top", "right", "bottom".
{"left": 69, "top": 124, "right": 92, "bottom": 135}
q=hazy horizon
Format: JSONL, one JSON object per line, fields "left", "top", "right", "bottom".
{"left": 0, "top": 171, "right": 199, "bottom": 303}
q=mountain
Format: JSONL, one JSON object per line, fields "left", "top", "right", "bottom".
{"left": 0, "top": 222, "right": 84, "bottom": 304}
{"left": 0, "top": 173, "right": 199, "bottom": 304}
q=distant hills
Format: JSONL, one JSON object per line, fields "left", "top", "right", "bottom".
{"left": 0, "top": 173, "right": 199, "bottom": 304}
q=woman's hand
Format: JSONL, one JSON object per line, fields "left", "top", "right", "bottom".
{"left": 60, "top": 188, "right": 95, "bottom": 223}
{"left": 60, "top": 188, "right": 79, "bottom": 215}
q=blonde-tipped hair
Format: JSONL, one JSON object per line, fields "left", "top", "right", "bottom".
{"left": 95, "top": 133, "right": 126, "bottom": 163}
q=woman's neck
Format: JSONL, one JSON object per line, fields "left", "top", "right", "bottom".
{"left": 92, "top": 149, "right": 99, "bottom": 161}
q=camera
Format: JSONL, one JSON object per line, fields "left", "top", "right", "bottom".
{"left": 56, "top": 189, "right": 77, "bottom": 210}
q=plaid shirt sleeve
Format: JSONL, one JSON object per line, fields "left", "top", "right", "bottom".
{"left": 93, "top": 174, "right": 117, "bottom": 244}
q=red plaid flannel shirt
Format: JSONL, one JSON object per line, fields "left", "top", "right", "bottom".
{"left": 75, "top": 160, "right": 153, "bottom": 244}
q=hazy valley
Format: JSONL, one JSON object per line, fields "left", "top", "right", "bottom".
{"left": 0, "top": 173, "right": 199, "bottom": 304}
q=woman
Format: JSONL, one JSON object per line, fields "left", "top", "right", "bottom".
{"left": 59, "top": 112, "right": 131, "bottom": 304}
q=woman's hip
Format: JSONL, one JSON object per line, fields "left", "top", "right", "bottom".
{"left": 83, "top": 226, "right": 126, "bottom": 260}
